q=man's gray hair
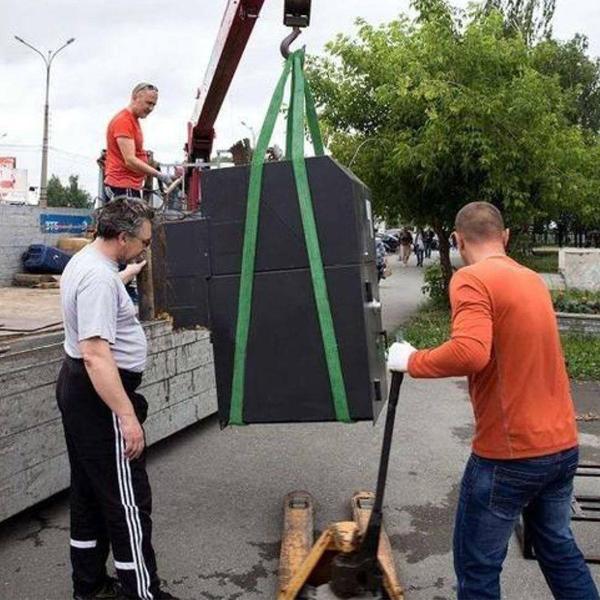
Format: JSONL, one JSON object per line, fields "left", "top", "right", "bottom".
{"left": 95, "top": 197, "right": 154, "bottom": 240}
{"left": 131, "top": 82, "right": 158, "bottom": 96}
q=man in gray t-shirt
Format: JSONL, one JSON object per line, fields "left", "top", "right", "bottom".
{"left": 62, "top": 243, "right": 147, "bottom": 373}
{"left": 57, "top": 198, "right": 177, "bottom": 600}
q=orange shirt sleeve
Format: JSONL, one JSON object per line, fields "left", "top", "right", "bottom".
{"left": 112, "top": 113, "right": 135, "bottom": 139}
{"left": 408, "top": 269, "right": 493, "bottom": 378}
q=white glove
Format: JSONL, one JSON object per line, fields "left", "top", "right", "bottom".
{"left": 158, "top": 172, "right": 173, "bottom": 186}
{"left": 387, "top": 341, "right": 417, "bottom": 373}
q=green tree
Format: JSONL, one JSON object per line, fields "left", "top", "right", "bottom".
{"left": 483, "top": 0, "right": 555, "bottom": 43}
{"left": 308, "top": 1, "right": 599, "bottom": 293}
{"left": 533, "top": 34, "right": 600, "bottom": 134}
{"left": 47, "top": 174, "right": 92, "bottom": 208}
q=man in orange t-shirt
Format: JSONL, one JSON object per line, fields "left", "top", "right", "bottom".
{"left": 103, "top": 82, "right": 172, "bottom": 201}
{"left": 387, "top": 202, "right": 598, "bottom": 599}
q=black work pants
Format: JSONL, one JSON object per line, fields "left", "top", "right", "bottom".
{"left": 103, "top": 185, "right": 142, "bottom": 203}
{"left": 56, "top": 356, "right": 159, "bottom": 599}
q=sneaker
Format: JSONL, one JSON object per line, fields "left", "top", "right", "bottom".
{"left": 74, "top": 577, "right": 120, "bottom": 599}
{"left": 156, "top": 592, "right": 180, "bottom": 600}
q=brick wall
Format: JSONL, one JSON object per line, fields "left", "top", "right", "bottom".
{"left": 0, "top": 205, "right": 92, "bottom": 286}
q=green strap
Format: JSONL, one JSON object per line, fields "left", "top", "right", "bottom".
{"left": 289, "top": 50, "right": 351, "bottom": 422}
{"left": 286, "top": 53, "right": 324, "bottom": 157}
{"left": 229, "top": 55, "right": 293, "bottom": 425}
{"left": 229, "top": 49, "right": 350, "bottom": 425}
{"left": 285, "top": 64, "right": 296, "bottom": 159}
{"left": 304, "top": 79, "right": 324, "bottom": 156}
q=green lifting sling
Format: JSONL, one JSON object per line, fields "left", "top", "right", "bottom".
{"left": 228, "top": 49, "right": 351, "bottom": 426}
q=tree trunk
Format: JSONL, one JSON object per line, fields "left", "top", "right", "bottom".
{"left": 434, "top": 226, "right": 453, "bottom": 302}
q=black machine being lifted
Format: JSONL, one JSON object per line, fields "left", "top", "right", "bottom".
{"left": 154, "top": 0, "right": 386, "bottom": 427}
{"left": 150, "top": 0, "right": 405, "bottom": 597}
{"left": 205, "top": 156, "right": 386, "bottom": 424}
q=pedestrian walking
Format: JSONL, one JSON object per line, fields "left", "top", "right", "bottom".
{"left": 398, "top": 226, "right": 413, "bottom": 266}
{"left": 424, "top": 228, "right": 434, "bottom": 258}
{"left": 414, "top": 229, "right": 425, "bottom": 267}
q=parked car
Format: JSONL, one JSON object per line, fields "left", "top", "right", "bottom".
{"left": 374, "top": 237, "right": 388, "bottom": 281}
{"left": 379, "top": 232, "right": 400, "bottom": 253}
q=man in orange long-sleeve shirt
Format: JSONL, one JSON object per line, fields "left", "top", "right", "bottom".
{"left": 387, "top": 202, "right": 598, "bottom": 599}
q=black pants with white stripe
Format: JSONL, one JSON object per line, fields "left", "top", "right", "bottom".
{"left": 56, "top": 356, "right": 160, "bottom": 599}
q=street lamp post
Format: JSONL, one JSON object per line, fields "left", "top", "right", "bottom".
{"left": 14, "top": 35, "right": 75, "bottom": 208}
{"left": 241, "top": 120, "right": 257, "bottom": 149}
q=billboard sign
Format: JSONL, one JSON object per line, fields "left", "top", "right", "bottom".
{"left": 40, "top": 213, "right": 92, "bottom": 234}
{"left": 0, "top": 157, "right": 16, "bottom": 169}
{"left": 0, "top": 158, "right": 28, "bottom": 203}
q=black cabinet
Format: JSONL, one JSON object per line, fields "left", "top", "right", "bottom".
{"left": 203, "top": 156, "right": 387, "bottom": 425}
{"left": 153, "top": 156, "right": 387, "bottom": 425}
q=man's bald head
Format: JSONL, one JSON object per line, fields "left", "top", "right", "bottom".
{"left": 455, "top": 202, "right": 505, "bottom": 244}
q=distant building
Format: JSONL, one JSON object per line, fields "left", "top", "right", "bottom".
{"left": 0, "top": 157, "right": 36, "bottom": 205}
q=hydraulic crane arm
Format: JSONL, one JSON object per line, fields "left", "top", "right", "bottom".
{"left": 185, "top": 0, "right": 312, "bottom": 209}
{"left": 186, "top": 0, "right": 265, "bottom": 208}
{"left": 187, "top": 0, "right": 266, "bottom": 164}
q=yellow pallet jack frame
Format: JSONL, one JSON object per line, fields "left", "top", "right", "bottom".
{"left": 278, "top": 373, "right": 405, "bottom": 599}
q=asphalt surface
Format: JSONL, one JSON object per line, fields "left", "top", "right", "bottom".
{"left": 1, "top": 251, "right": 599, "bottom": 600}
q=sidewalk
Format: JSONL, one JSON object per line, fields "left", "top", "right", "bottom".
{"left": 0, "top": 253, "right": 598, "bottom": 599}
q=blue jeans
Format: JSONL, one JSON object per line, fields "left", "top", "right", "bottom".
{"left": 454, "top": 447, "right": 599, "bottom": 599}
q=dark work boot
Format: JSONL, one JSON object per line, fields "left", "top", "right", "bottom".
{"left": 73, "top": 576, "right": 120, "bottom": 599}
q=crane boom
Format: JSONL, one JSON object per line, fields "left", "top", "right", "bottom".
{"left": 186, "top": 0, "right": 266, "bottom": 208}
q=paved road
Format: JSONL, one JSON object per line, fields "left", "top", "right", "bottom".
{"left": 1, "top": 252, "right": 598, "bottom": 600}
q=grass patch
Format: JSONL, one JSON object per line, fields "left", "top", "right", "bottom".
{"left": 396, "top": 303, "right": 451, "bottom": 348}
{"left": 397, "top": 303, "right": 600, "bottom": 381}
{"left": 511, "top": 252, "right": 559, "bottom": 273}
{"left": 552, "top": 289, "right": 600, "bottom": 314}
{"left": 561, "top": 334, "right": 600, "bottom": 380}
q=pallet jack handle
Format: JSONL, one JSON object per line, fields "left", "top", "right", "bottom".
{"left": 329, "top": 371, "right": 404, "bottom": 597}
{"left": 360, "top": 371, "right": 403, "bottom": 557}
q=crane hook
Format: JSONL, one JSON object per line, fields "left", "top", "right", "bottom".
{"left": 280, "top": 26, "right": 302, "bottom": 58}
{"left": 280, "top": 0, "right": 311, "bottom": 58}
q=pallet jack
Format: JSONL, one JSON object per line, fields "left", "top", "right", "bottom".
{"left": 277, "top": 372, "right": 405, "bottom": 599}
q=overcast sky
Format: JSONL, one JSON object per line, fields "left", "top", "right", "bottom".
{"left": 1, "top": 0, "right": 599, "bottom": 198}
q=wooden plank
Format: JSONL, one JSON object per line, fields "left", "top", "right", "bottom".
{"left": 0, "top": 384, "right": 217, "bottom": 523}
{"left": 12, "top": 273, "right": 59, "bottom": 287}
{"left": 0, "top": 418, "right": 65, "bottom": 482}
{"left": 0, "top": 317, "right": 62, "bottom": 332}
{"left": 0, "top": 380, "right": 216, "bottom": 482}
{"left": 144, "top": 386, "right": 217, "bottom": 445}
{"left": 56, "top": 237, "right": 90, "bottom": 253}
{"left": 0, "top": 383, "right": 59, "bottom": 437}
{"left": 144, "top": 319, "right": 174, "bottom": 340}
{"left": 0, "top": 357, "right": 63, "bottom": 398}
{"left": 0, "top": 316, "right": 217, "bottom": 523}
{"left": 174, "top": 340, "right": 214, "bottom": 373}
{"left": 0, "top": 342, "right": 63, "bottom": 376}
{"left": 0, "top": 453, "right": 70, "bottom": 523}
{"left": 138, "top": 249, "right": 155, "bottom": 322}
